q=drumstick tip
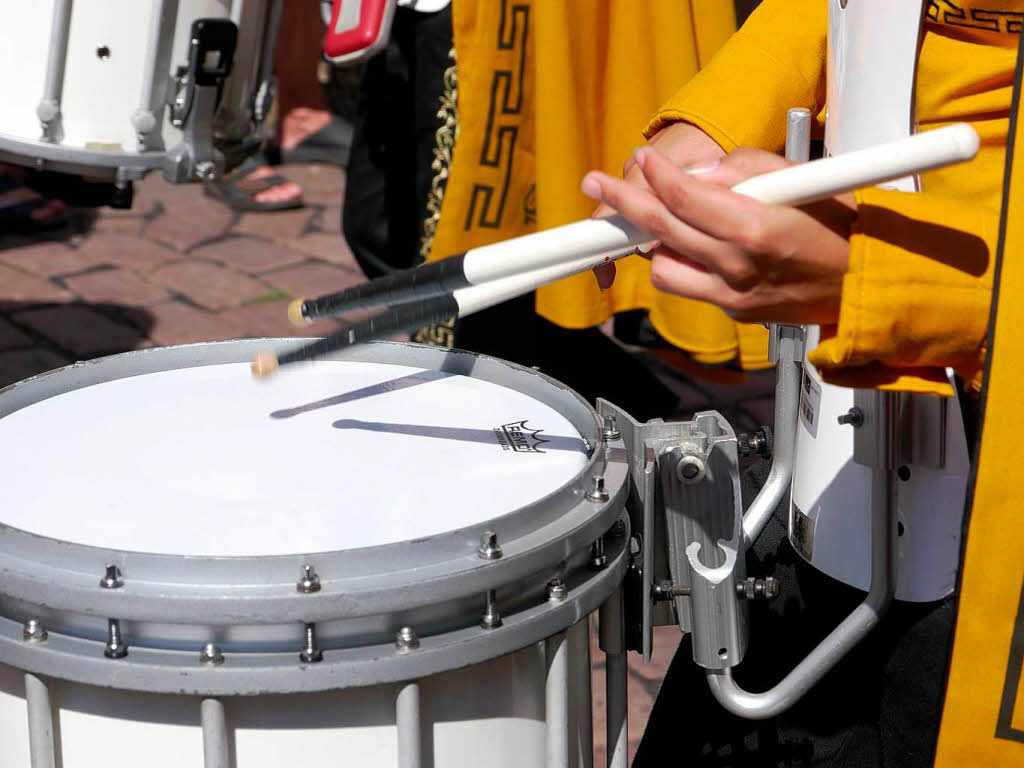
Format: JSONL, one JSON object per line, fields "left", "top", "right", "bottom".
{"left": 287, "top": 299, "right": 310, "bottom": 327}
{"left": 251, "top": 351, "right": 280, "bottom": 378}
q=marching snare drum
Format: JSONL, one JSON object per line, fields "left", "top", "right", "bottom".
{"left": 0, "top": 0, "right": 277, "bottom": 183}
{"left": 0, "top": 340, "right": 627, "bottom": 767}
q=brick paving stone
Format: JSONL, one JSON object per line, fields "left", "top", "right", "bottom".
{"left": 281, "top": 163, "right": 344, "bottom": 194}
{"left": 286, "top": 231, "right": 355, "bottom": 266}
{"left": 0, "top": 317, "right": 31, "bottom": 350}
{"left": 63, "top": 268, "right": 168, "bottom": 305}
{"left": 145, "top": 199, "right": 234, "bottom": 251}
{"left": 192, "top": 236, "right": 307, "bottom": 273}
{"left": 312, "top": 204, "right": 342, "bottom": 233}
{"left": 0, "top": 240, "right": 102, "bottom": 278}
{"left": 0, "top": 348, "right": 70, "bottom": 388}
{"left": 88, "top": 215, "right": 147, "bottom": 237}
{"left": 0, "top": 263, "right": 69, "bottom": 303}
{"left": 216, "top": 300, "right": 312, "bottom": 339}
{"left": 235, "top": 207, "right": 314, "bottom": 242}
{"left": 262, "top": 262, "right": 362, "bottom": 300}
{"left": 12, "top": 305, "right": 145, "bottom": 357}
{"left": 149, "top": 260, "right": 270, "bottom": 310}
{"left": 147, "top": 301, "right": 242, "bottom": 346}
{"left": 74, "top": 233, "right": 178, "bottom": 272}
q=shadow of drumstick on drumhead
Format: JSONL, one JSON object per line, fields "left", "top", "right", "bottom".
{"left": 331, "top": 419, "right": 589, "bottom": 454}
{"left": 269, "top": 369, "right": 454, "bottom": 419}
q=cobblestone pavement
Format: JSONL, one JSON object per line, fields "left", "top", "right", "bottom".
{"left": 0, "top": 163, "right": 775, "bottom": 764}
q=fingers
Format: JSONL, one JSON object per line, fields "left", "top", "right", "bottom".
{"left": 593, "top": 262, "right": 616, "bottom": 289}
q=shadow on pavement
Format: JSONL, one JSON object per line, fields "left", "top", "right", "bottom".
{"left": 0, "top": 300, "right": 154, "bottom": 389}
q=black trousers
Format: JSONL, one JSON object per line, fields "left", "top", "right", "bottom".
{"left": 633, "top": 460, "right": 957, "bottom": 768}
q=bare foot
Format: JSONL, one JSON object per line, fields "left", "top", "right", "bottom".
{"left": 281, "top": 108, "right": 333, "bottom": 151}
{"left": 243, "top": 165, "right": 303, "bottom": 205}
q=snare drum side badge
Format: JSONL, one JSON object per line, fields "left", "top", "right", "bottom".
{"left": 493, "top": 420, "right": 548, "bottom": 453}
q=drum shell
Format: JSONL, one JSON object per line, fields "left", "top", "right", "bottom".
{"left": 0, "top": 0, "right": 271, "bottom": 178}
{"left": 0, "top": 633, "right": 594, "bottom": 768}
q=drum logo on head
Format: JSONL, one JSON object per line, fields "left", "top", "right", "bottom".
{"left": 494, "top": 420, "right": 548, "bottom": 453}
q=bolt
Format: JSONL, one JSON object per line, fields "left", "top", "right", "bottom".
{"left": 299, "top": 622, "right": 323, "bottom": 663}
{"left": 23, "top": 619, "right": 47, "bottom": 643}
{"left": 195, "top": 161, "right": 218, "bottom": 182}
{"left": 586, "top": 475, "right": 610, "bottom": 502}
{"left": 676, "top": 452, "right": 706, "bottom": 484}
{"left": 652, "top": 580, "right": 690, "bottom": 601}
{"left": 736, "top": 577, "right": 779, "bottom": 601}
{"left": 480, "top": 589, "right": 502, "bottom": 629}
{"left": 738, "top": 426, "right": 773, "bottom": 459}
{"left": 395, "top": 626, "right": 420, "bottom": 653}
{"left": 104, "top": 619, "right": 128, "bottom": 659}
{"left": 477, "top": 531, "right": 503, "bottom": 560}
{"left": 837, "top": 406, "right": 864, "bottom": 428}
{"left": 610, "top": 519, "right": 627, "bottom": 537}
{"left": 199, "top": 643, "right": 224, "bottom": 666}
{"left": 100, "top": 564, "right": 124, "bottom": 589}
{"left": 296, "top": 564, "right": 321, "bottom": 593}
{"left": 602, "top": 414, "right": 621, "bottom": 440}
{"left": 547, "top": 578, "right": 568, "bottom": 602}
{"left": 590, "top": 538, "right": 607, "bottom": 569}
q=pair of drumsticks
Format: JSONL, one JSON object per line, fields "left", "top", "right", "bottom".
{"left": 250, "top": 123, "right": 980, "bottom": 378}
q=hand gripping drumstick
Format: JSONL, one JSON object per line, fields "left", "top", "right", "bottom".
{"left": 251, "top": 123, "right": 979, "bottom": 376}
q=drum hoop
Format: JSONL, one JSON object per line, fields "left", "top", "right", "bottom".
{"left": 0, "top": 517, "right": 628, "bottom": 695}
{"left": 0, "top": 133, "right": 164, "bottom": 173}
{"left": 0, "top": 340, "right": 624, "bottom": 625}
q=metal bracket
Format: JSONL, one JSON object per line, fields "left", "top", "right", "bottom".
{"left": 163, "top": 19, "right": 238, "bottom": 183}
{"left": 596, "top": 402, "right": 748, "bottom": 667}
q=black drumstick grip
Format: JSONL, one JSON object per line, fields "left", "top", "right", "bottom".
{"left": 301, "top": 254, "right": 469, "bottom": 321}
{"left": 279, "top": 294, "right": 461, "bottom": 367}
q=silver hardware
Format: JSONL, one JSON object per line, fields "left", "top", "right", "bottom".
{"left": 296, "top": 564, "right": 321, "bottom": 593}
{"left": 23, "top": 619, "right": 47, "bottom": 643}
{"left": 104, "top": 619, "right": 128, "bottom": 659}
{"left": 100, "top": 564, "right": 124, "bottom": 589}
{"left": 675, "top": 452, "right": 706, "bottom": 484}
{"left": 480, "top": 590, "right": 502, "bottom": 629}
{"left": 477, "top": 531, "right": 502, "bottom": 560}
{"left": 736, "top": 576, "right": 779, "bottom": 600}
{"left": 652, "top": 580, "right": 690, "bottom": 601}
{"left": 603, "top": 414, "right": 621, "bottom": 440}
{"left": 591, "top": 538, "right": 607, "bottom": 569}
{"left": 395, "top": 626, "right": 420, "bottom": 653}
{"left": 299, "top": 622, "right": 323, "bottom": 663}
{"left": 199, "top": 643, "right": 224, "bottom": 666}
{"left": 195, "top": 161, "right": 218, "bottom": 182}
{"left": 586, "top": 475, "right": 610, "bottom": 502}
{"left": 838, "top": 406, "right": 864, "bottom": 428}
{"left": 610, "top": 519, "right": 627, "bottom": 537}
{"left": 547, "top": 578, "right": 568, "bottom": 602}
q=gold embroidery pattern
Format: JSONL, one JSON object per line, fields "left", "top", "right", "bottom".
{"left": 418, "top": 46, "right": 459, "bottom": 263}
{"left": 415, "top": 46, "right": 459, "bottom": 349}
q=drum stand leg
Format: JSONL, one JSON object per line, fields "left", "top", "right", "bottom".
{"left": 546, "top": 631, "right": 570, "bottom": 768}
{"left": 396, "top": 681, "right": 422, "bottom": 768}
{"left": 38, "top": 0, "right": 72, "bottom": 142}
{"left": 599, "top": 590, "right": 628, "bottom": 768}
{"left": 25, "top": 673, "right": 56, "bottom": 768}
{"left": 201, "top": 697, "right": 229, "bottom": 768}
{"left": 568, "top": 618, "right": 594, "bottom": 768}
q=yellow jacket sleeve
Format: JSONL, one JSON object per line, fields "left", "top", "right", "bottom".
{"left": 644, "top": 0, "right": 827, "bottom": 152}
{"left": 808, "top": 187, "right": 998, "bottom": 394}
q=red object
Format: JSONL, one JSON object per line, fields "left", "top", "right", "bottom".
{"left": 323, "top": 0, "right": 396, "bottom": 64}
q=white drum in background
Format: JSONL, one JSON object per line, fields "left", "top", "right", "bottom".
{"left": 0, "top": 340, "right": 627, "bottom": 768}
{"left": 0, "top": 0, "right": 276, "bottom": 181}
{"left": 789, "top": 0, "right": 968, "bottom": 603}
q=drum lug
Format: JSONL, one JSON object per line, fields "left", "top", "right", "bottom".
{"left": 162, "top": 19, "right": 238, "bottom": 184}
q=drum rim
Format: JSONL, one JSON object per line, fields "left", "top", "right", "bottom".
{"left": 0, "top": 339, "right": 627, "bottom": 624}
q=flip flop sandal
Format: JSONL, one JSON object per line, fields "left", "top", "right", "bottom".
{"left": 281, "top": 116, "right": 353, "bottom": 167}
{"left": 0, "top": 178, "right": 70, "bottom": 235}
{"left": 202, "top": 157, "right": 304, "bottom": 212}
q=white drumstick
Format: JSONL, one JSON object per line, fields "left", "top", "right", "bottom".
{"left": 461, "top": 123, "right": 979, "bottom": 285}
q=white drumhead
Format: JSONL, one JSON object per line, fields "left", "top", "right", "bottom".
{"left": 0, "top": 361, "right": 589, "bottom": 556}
